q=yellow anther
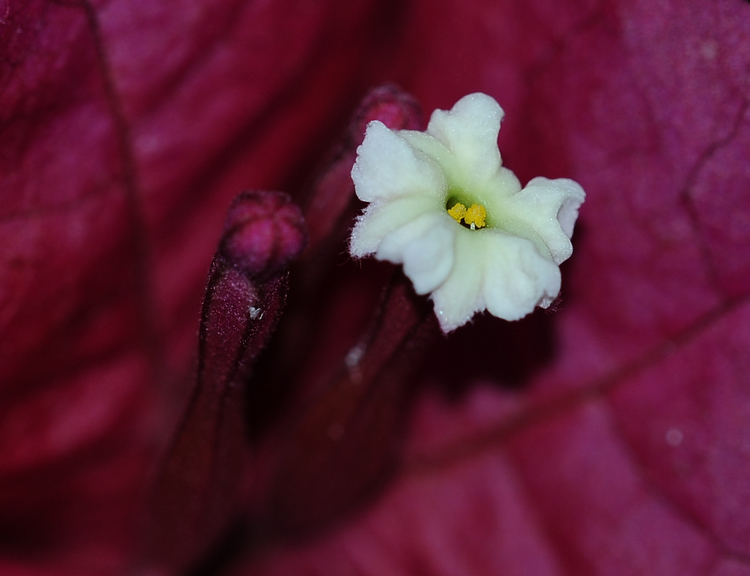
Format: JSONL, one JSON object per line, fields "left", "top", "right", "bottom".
{"left": 464, "top": 204, "right": 487, "bottom": 229}
{"left": 447, "top": 202, "right": 467, "bottom": 223}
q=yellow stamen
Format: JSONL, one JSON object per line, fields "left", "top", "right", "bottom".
{"left": 447, "top": 202, "right": 467, "bottom": 223}
{"left": 464, "top": 204, "right": 487, "bottom": 229}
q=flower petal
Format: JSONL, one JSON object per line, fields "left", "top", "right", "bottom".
{"left": 481, "top": 232, "right": 562, "bottom": 320}
{"left": 351, "top": 121, "right": 445, "bottom": 203}
{"left": 349, "top": 195, "right": 441, "bottom": 257}
{"left": 430, "top": 230, "right": 486, "bottom": 332}
{"left": 499, "top": 177, "right": 586, "bottom": 265}
{"left": 376, "top": 212, "right": 456, "bottom": 295}
{"left": 424, "top": 93, "right": 505, "bottom": 188}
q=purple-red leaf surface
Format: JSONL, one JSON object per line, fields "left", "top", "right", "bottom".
{"left": 1, "top": 0, "right": 750, "bottom": 575}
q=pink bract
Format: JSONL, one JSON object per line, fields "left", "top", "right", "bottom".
{"left": 1, "top": 1, "right": 749, "bottom": 575}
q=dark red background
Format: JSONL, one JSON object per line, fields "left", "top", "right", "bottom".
{"left": 1, "top": 0, "right": 749, "bottom": 574}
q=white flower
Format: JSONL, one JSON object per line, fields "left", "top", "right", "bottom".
{"left": 349, "top": 93, "right": 585, "bottom": 333}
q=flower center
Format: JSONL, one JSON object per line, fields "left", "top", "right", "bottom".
{"left": 447, "top": 202, "right": 487, "bottom": 230}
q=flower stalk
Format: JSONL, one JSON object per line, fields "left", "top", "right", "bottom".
{"left": 145, "top": 190, "right": 306, "bottom": 571}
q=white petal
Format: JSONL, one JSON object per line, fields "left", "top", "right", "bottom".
{"left": 430, "top": 230, "right": 485, "bottom": 332}
{"left": 351, "top": 121, "right": 445, "bottom": 203}
{"left": 481, "top": 232, "right": 562, "bottom": 321}
{"left": 538, "top": 177, "right": 586, "bottom": 239}
{"left": 424, "top": 93, "right": 504, "bottom": 187}
{"left": 376, "top": 212, "right": 456, "bottom": 294}
{"left": 349, "top": 195, "right": 440, "bottom": 257}
{"left": 494, "top": 177, "right": 586, "bottom": 265}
